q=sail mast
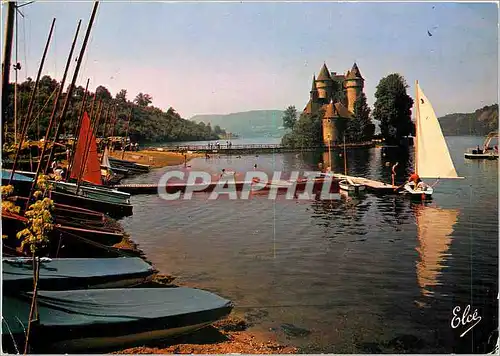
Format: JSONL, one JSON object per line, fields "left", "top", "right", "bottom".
{"left": 415, "top": 80, "right": 420, "bottom": 175}
{"left": 2, "top": 1, "right": 15, "bottom": 145}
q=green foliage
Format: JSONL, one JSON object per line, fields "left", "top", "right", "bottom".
{"left": 1, "top": 185, "right": 20, "bottom": 215}
{"left": 115, "top": 89, "right": 127, "bottom": 103}
{"left": 95, "top": 85, "right": 112, "bottom": 101}
{"left": 4, "top": 76, "right": 222, "bottom": 145}
{"left": 282, "top": 105, "right": 298, "bottom": 130}
{"left": 438, "top": 104, "right": 498, "bottom": 136}
{"left": 346, "top": 93, "right": 375, "bottom": 142}
{"left": 134, "top": 93, "right": 153, "bottom": 107}
{"left": 373, "top": 73, "right": 414, "bottom": 144}
{"left": 15, "top": 174, "right": 54, "bottom": 255}
{"left": 281, "top": 110, "right": 324, "bottom": 148}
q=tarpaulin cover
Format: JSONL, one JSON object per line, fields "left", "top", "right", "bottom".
{"left": 1, "top": 169, "right": 34, "bottom": 182}
{"left": 3, "top": 257, "right": 155, "bottom": 292}
{"left": 3, "top": 287, "right": 233, "bottom": 347}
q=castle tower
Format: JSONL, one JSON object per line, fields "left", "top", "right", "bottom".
{"left": 322, "top": 100, "right": 336, "bottom": 145}
{"left": 344, "top": 62, "right": 364, "bottom": 114}
{"left": 310, "top": 74, "right": 318, "bottom": 102}
{"left": 316, "top": 63, "right": 334, "bottom": 101}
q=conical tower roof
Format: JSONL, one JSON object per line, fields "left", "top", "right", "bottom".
{"left": 310, "top": 75, "right": 317, "bottom": 92}
{"left": 317, "top": 63, "right": 332, "bottom": 81}
{"left": 346, "top": 62, "right": 363, "bottom": 80}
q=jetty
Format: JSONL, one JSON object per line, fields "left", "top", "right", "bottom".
{"left": 113, "top": 178, "right": 340, "bottom": 196}
{"left": 331, "top": 173, "right": 398, "bottom": 193}
{"left": 147, "top": 141, "right": 375, "bottom": 155}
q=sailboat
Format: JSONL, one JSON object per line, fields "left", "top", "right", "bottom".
{"left": 338, "top": 136, "right": 366, "bottom": 194}
{"left": 403, "top": 81, "right": 463, "bottom": 198}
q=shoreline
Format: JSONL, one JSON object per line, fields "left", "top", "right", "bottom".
{"left": 109, "top": 150, "right": 204, "bottom": 168}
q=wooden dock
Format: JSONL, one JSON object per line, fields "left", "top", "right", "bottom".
{"left": 113, "top": 179, "right": 339, "bottom": 196}
{"left": 146, "top": 141, "right": 375, "bottom": 155}
{"left": 333, "top": 173, "right": 398, "bottom": 193}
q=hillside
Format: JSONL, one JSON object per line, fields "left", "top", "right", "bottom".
{"left": 3, "top": 75, "right": 222, "bottom": 145}
{"left": 438, "top": 104, "right": 498, "bottom": 136}
{"left": 190, "top": 110, "right": 285, "bottom": 138}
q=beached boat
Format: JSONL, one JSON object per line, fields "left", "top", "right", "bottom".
{"left": 2, "top": 169, "right": 133, "bottom": 218}
{"left": 464, "top": 131, "right": 498, "bottom": 160}
{"left": 3, "top": 257, "right": 155, "bottom": 292}
{"left": 108, "top": 156, "right": 151, "bottom": 174}
{"left": 402, "top": 81, "right": 463, "bottom": 199}
{"left": 3, "top": 287, "right": 233, "bottom": 353}
{"left": 1, "top": 209, "right": 133, "bottom": 258}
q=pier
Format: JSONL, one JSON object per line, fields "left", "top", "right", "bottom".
{"left": 332, "top": 173, "right": 397, "bottom": 193}
{"left": 146, "top": 141, "right": 375, "bottom": 155}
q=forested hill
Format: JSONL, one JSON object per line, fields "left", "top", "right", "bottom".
{"left": 4, "top": 75, "right": 224, "bottom": 144}
{"left": 438, "top": 104, "right": 498, "bottom": 136}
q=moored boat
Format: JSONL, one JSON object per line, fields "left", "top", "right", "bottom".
{"left": 3, "top": 287, "right": 233, "bottom": 353}
{"left": 2, "top": 169, "right": 133, "bottom": 218}
{"left": 3, "top": 257, "right": 156, "bottom": 292}
{"left": 464, "top": 132, "right": 499, "bottom": 160}
{"left": 339, "top": 178, "right": 366, "bottom": 194}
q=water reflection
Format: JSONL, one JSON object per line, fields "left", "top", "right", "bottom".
{"left": 413, "top": 204, "right": 459, "bottom": 300}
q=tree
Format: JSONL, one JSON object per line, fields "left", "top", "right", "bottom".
{"left": 282, "top": 105, "right": 298, "bottom": 129}
{"left": 115, "top": 89, "right": 127, "bottom": 102}
{"left": 373, "top": 73, "right": 414, "bottom": 144}
{"left": 281, "top": 109, "right": 324, "bottom": 148}
{"left": 95, "top": 85, "right": 112, "bottom": 101}
{"left": 213, "top": 125, "right": 222, "bottom": 135}
{"left": 134, "top": 92, "right": 153, "bottom": 107}
{"left": 346, "top": 92, "right": 373, "bottom": 142}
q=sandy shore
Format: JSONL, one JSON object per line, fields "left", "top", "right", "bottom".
{"left": 114, "top": 315, "right": 297, "bottom": 354}
{"left": 109, "top": 150, "right": 203, "bottom": 168}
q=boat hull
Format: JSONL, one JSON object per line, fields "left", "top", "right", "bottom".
{"left": 464, "top": 152, "right": 498, "bottom": 160}
{"left": 339, "top": 179, "right": 366, "bottom": 194}
{"left": 402, "top": 182, "right": 433, "bottom": 199}
{"left": 3, "top": 288, "right": 233, "bottom": 353}
{"left": 3, "top": 257, "right": 155, "bottom": 292}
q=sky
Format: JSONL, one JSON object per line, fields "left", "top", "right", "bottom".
{"left": 2, "top": 1, "right": 498, "bottom": 119}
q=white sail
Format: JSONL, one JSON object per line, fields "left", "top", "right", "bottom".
{"left": 102, "top": 146, "right": 111, "bottom": 168}
{"left": 415, "top": 206, "right": 458, "bottom": 297}
{"left": 415, "top": 83, "right": 461, "bottom": 178}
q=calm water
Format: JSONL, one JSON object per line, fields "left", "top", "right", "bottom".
{"left": 121, "top": 136, "right": 498, "bottom": 353}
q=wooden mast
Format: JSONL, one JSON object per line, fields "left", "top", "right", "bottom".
{"left": 343, "top": 135, "right": 347, "bottom": 176}
{"left": 1, "top": 1, "right": 15, "bottom": 144}
{"left": 415, "top": 80, "right": 419, "bottom": 176}
{"left": 8, "top": 18, "right": 55, "bottom": 184}
{"left": 45, "top": 1, "right": 100, "bottom": 171}
{"left": 25, "top": 19, "right": 80, "bottom": 207}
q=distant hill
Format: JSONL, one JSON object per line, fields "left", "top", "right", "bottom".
{"left": 190, "top": 110, "right": 285, "bottom": 138}
{"left": 438, "top": 104, "right": 498, "bottom": 136}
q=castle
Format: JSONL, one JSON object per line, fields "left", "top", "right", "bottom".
{"left": 302, "top": 62, "right": 364, "bottom": 144}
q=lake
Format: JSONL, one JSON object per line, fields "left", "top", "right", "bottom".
{"left": 121, "top": 136, "right": 498, "bottom": 353}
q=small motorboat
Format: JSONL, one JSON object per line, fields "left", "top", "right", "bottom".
{"left": 2, "top": 257, "right": 156, "bottom": 292}
{"left": 3, "top": 287, "right": 233, "bottom": 353}
{"left": 464, "top": 131, "right": 498, "bottom": 160}
{"left": 464, "top": 149, "right": 498, "bottom": 160}
{"left": 338, "top": 178, "right": 366, "bottom": 194}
